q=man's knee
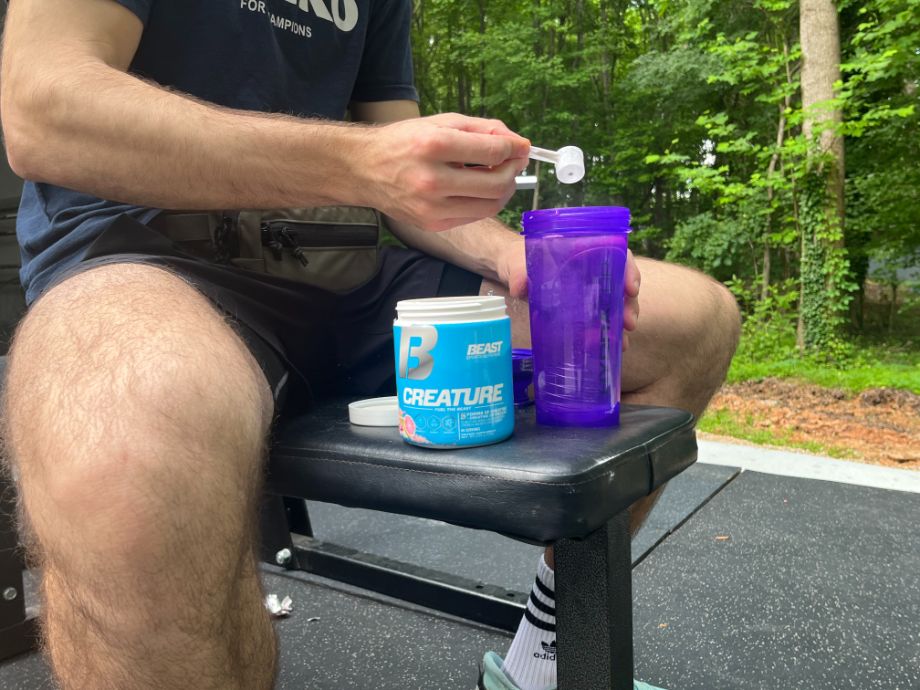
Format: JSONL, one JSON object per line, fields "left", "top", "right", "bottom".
{"left": 618, "top": 260, "right": 741, "bottom": 413}
{"left": 670, "top": 272, "right": 741, "bottom": 414}
{"left": 632, "top": 260, "right": 737, "bottom": 351}
{"left": 6, "top": 262, "right": 271, "bottom": 443}
{"left": 3, "top": 263, "right": 272, "bottom": 555}
{"left": 665, "top": 269, "right": 740, "bottom": 396}
{"left": 704, "top": 276, "right": 742, "bottom": 365}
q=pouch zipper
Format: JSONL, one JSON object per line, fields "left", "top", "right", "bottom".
{"left": 261, "top": 224, "right": 307, "bottom": 265}
{"left": 260, "top": 220, "right": 378, "bottom": 253}
{"left": 214, "top": 215, "right": 234, "bottom": 264}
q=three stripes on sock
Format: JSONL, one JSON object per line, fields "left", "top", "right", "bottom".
{"left": 501, "top": 555, "right": 557, "bottom": 690}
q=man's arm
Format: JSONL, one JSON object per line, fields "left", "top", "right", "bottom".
{"left": 352, "top": 101, "right": 642, "bottom": 321}
{"left": 0, "top": 0, "right": 528, "bottom": 230}
{"left": 352, "top": 99, "right": 528, "bottom": 295}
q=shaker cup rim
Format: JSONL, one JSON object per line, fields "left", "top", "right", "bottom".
{"left": 522, "top": 206, "right": 631, "bottom": 236}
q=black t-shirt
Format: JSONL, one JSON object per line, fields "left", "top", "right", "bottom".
{"left": 17, "top": 0, "right": 417, "bottom": 303}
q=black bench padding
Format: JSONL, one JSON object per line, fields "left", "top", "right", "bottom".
{"left": 268, "top": 402, "right": 696, "bottom": 544}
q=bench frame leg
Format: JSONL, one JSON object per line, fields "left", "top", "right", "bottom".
{"left": 555, "top": 509, "right": 633, "bottom": 690}
{"left": 259, "top": 494, "right": 300, "bottom": 570}
{"left": 0, "top": 475, "right": 39, "bottom": 661}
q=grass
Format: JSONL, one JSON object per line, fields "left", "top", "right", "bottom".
{"left": 727, "top": 322, "right": 920, "bottom": 394}
{"left": 727, "top": 357, "right": 920, "bottom": 394}
{"left": 698, "top": 408, "right": 857, "bottom": 459}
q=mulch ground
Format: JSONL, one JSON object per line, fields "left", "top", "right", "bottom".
{"left": 704, "top": 378, "right": 920, "bottom": 470}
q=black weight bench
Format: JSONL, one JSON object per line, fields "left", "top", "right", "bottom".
{"left": 0, "top": 351, "right": 696, "bottom": 689}
{"left": 261, "top": 400, "right": 696, "bottom": 690}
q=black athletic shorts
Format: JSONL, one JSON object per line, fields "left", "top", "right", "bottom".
{"left": 49, "top": 214, "right": 483, "bottom": 413}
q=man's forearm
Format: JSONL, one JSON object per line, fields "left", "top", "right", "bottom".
{"left": 387, "top": 215, "right": 523, "bottom": 285}
{"left": 3, "top": 59, "right": 371, "bottom": 211}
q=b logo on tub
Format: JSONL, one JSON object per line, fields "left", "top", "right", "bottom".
{"left": 398, "top": 326, "right": 438, "bottom": 380}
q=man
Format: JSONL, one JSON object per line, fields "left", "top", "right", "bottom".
{"left": 0, "top": 1, "right": 740, "bottom": 689}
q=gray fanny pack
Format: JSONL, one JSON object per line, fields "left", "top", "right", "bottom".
{"left": 150, "top": 206, "right": 383, "bottom": 293}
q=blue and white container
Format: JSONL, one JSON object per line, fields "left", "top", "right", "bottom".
{"left": 394, "top": 296, "right": 514, "bottom": 448}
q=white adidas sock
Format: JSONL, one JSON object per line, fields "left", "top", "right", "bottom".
{"left": 501, "top": 555, "right": 557, "bottom": 690}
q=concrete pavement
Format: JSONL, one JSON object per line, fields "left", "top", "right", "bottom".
{"left": 698, "top": 437, "right": 920, "bottom": 494}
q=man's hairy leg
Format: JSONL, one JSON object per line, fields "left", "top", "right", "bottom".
{"left": 614, "top": 258, "right": 741, "bottom": 421}
{"left": 484, "top": 256, "right": 741, "bottom": 535}
{"left": 1, "top": 263, "right": 276, "bottom": 690}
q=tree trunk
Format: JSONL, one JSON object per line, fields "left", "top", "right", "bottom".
{"left": 797, "top": 0, "right": 846, "bottom": 353}
{"left": 764, "top": 38, "right": 793, "bottom": 302}
{"left": 800, "top": 0, "right": 844, "bottom": 218}
{"left": 888, "top": 283, "right": 898, "bottom": 334}
{"left": 762, "top": 244, "right": 772, "bottom": 299}
{"left": 763, "top": 101, "right": 787, "bottom": 300}
{"left": 599, "top": 1, "right": 611, "bottom": 104}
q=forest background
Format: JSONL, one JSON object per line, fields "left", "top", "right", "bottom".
{"left": 408, "top": 0, "right": 919, "bottom": 464}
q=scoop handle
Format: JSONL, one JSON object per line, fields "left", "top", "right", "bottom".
{"left": 529, "top": 146, "right": 559, "bottom": 164}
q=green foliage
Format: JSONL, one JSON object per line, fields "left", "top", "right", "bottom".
{"left": 839, "top": 0, "right": 920, "bottom": 136}
{"left": 729, "top": 278, "right": 800, "bottom": 362}
{"left": 840, "top": 0, "right": 920, "bottom": 289}
{"left": 410, "top": 0, "right": 919, "bottom": 370}
{"left": 665, "top": 212, "right": 759, "bottom": 282}
{"left": 798, "top": 170, "right": 855, "bottom": 359}
{"left": 496, "top": 205, "right": 523, "bottom": 232}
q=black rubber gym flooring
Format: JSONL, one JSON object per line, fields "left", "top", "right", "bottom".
{"left": 2, "top": 467, "right": 918, "bottom": 689}
{"left": 633, "top": 471, "right": 920, "bottom": 690}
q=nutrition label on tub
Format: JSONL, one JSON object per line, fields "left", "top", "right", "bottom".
{"left": 458, "top": 404, "right": 509, "bottom": 440}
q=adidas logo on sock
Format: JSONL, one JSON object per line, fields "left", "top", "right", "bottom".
{"left": 533, "top": 640, "right": 557, "bottom": 661}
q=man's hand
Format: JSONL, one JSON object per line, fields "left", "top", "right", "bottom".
{"left": 623, "top": 249, "right": 641, "bottom": 350}
{"left": 497, "top": 240, "right": 642, "bottom": 350}
{"left": 360, "top": 113, "right": 530, "bottom": 232}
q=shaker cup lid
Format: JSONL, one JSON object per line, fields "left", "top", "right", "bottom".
{"left": 512, "top": 348, "right": 534, "bottom": 370}
{"left": 521, "top": 206, "right": 631, "bottom": 234}
{"left": 348, "top": 397, "right": 400, "bottom": 426}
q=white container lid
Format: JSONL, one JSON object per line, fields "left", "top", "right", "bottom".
{"left": 348, "top": 397, "right": 400, "bottom": 426}
{"left": 395, "top": 295, "right": 507, "bottom": 324}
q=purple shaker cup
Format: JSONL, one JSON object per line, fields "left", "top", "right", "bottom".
{"left": 521, "top": 207, "right": 631, "bottom": 426}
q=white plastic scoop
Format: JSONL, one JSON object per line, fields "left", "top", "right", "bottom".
{"left": 529, "top": 145, "right": 585, "bottom": 183}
